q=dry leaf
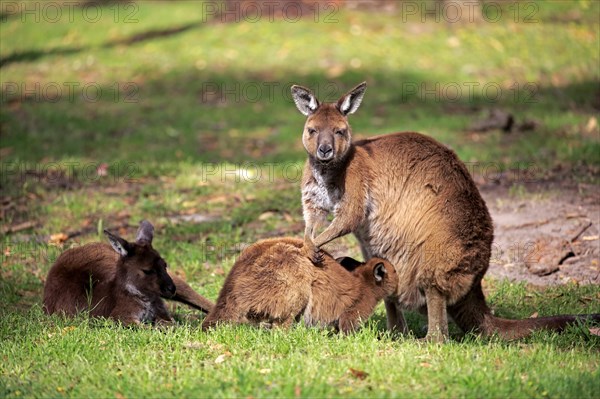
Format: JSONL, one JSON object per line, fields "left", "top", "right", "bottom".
{"left": 420, "top": 362, "right": 432, "bottom": 368}
{"left": 207, "top": 195, "right": 228, "bottom": 204}
{"left": 258, "top": 211, "right": 276, "bottom": 221}
{"left": 115, "top": 393, "right": 126, "bottom": 399}
{"left": 214, "top": 354, "right": 227, "bottom": 364}
{"left": 294, "top": 385, "right": 301, "bottom": 397}
{"left": 96, "top": 163, "right": 109, "bottom": 176}
{"left": 214, "top": 351, "right": 231, "bottom": 364}
{"left": 589, "top": 327, "right": 600, "bottom": 336}
{"left": 529, "top": 312, "right": 538, "bottom": 318}
{"left": 582, "top": 235, "right": 599, "bottom": 241}
{"left": 49, "top": 233, "right": 69, "bottom": 245}
{"left": 584, "top": 117, "right": 598, "bottom": 133}
{"left": 258, "top": 368, "right": 271, "bottom": 374}
{"left": 348, "top": 368, "right": 369, "bottom": 380}
{"left": 184, "top": 342, "right": 203, "bottom": 350}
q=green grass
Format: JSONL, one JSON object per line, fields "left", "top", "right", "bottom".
{"left": 1, "top": 283, "right": 600, "bottom": 398}
{"left": 1, "top": 0, "right": 600, "bottom": 397}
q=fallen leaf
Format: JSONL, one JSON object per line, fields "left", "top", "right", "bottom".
{"left": 529, "top": 312, "right": 538, "bottom": 318}
{"left": 49, "top": 233, "right": 69, "bottom": 245}
{"left": 96, "top": 163, "right": 109, "bottom": 176}
{"left": 214, "top": 351, "right": 231, "bottom": 364}
{"left": 584, "top": 117, "right": 598, "bottom": 133}
{"left": 294, "top": 385, "right": 301, "bottom": 397}
{"left": 214, "top": 354, "right": 227, "bottom": 364}
{"left": 582, "top": 235, "right": 599, "bottom": 241}
{"left": 258, "top": 368, "right": 271, "bottom": 374}
{"left": 116, "top": 210, "right": 130, "bottom": 219}
{"left": 258, "top": 211, "right": 276, "bottom": 221}
{"left": 207, "top": 195, "right": 228, "bottom": 204}
{"left": 420, "top": 362, "right": 432, "bottom": 368}
{"left": 348, "top": 368, "right": 369, "bottom": 380}
{"left": 115, "top": 393, "right": 126, "bottom": 399}
{"left": 589, "top": 328, "right": 600, "bottom": 336}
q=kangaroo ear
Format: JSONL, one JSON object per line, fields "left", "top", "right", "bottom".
{"left": 373, "top": 262, "right": 386, "bottom": 282}
{"left": 337, "top": 81, "right": 367, "bottom": 116}
{"left": 135, "top": 220, "right": 154, "bottom": 245}
{"left": 336, "top": 256, "right": 363, "bottom": 272}
{"left": 291, "top": 85, "right": 319, "bottom": 116}
{"left": 104, "top": 230, "right": 131, "bottom": 257}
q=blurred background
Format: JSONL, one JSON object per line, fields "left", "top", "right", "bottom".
{"left": 2, "top": 0, "right": 598, "bottom": 165}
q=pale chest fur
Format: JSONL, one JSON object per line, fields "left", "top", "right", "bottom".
{"left": 125, "top": 283, "right": 156, "bottom": 323}
{"left": 135, "top": 300, "right": 156, "bottom": 323}
{"left": 302, "top": 171, "right": 343, "bottom": 214}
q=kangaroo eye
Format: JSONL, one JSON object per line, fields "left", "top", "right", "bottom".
{"left": 335, "top": 129, "right": 346, "bottom": 136}
{"left": 307, "top": 128, "right": 316, "bottom": 135}
{"left": 142, "top": 269, "right": 155, "bottom": 275}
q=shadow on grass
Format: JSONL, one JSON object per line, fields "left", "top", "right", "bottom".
{"left": 2, "top": 65, "right": 598, "bottom": 166}
{"left": 0, "top": 19, "right": 206, "bottom": 68}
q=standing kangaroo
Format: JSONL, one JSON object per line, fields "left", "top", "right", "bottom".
{"left": 43, "top": 220, "right": 214, "bottom": 325}
{"left": 201, "top": 237, "right": 398, "bottom": 333}
{"left": 291, "top": 82, "right": 600, "bottom": 342}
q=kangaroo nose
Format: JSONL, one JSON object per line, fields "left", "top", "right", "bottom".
{"left": 164, "top": 282, "right": 176, "bottom": 298}
{"left": 317, "top": 144, "right": 333, "bottom": 160}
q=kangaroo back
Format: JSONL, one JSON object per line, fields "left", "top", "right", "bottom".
{"left": 202, "top": 237, "right": 398, "bottom": 333}
{"left": 43, "top": 242, "right": 117, "bottom": 316}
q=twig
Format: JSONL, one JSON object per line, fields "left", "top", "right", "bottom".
{"left": 571, "top": 221, "right": 593, "bottom": 243}
{"left": 1, "top": 220, "right": 37, "bottom": 235}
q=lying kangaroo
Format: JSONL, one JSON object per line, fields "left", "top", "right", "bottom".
{"left": 43, "top": 220, "right": 214, "bottom": 325}
{"left": 201, "top": 237, "right": 398, "bottom": 333}
{"left": 291, "top": 81, "right": 600, "bottom": 342}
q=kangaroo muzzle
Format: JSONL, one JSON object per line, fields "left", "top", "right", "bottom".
{"left": 317, "top": 143, "right": 333, "bottom": 161}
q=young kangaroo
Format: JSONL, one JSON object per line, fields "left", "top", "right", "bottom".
{"left": 291, "top": 82, "right": 600, "bottom": 342}
{"left": 43, "top": 220, "right": 214, "bottom": 325}
{"left": 201, "top": 237, "right": 398, "bottom": 333}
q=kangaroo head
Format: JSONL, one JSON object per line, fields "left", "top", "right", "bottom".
{"left": 291, "top": 82, "right": 367, "bottom": 165}
{"left": 104, "top": 220, "right": 176, "bottom": 299}
{"left": 355, "top": 257, "right": 398, "bottom": 299}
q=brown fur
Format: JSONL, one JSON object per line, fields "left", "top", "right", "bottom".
{"left": 201, "top": 237, "right": 398, "bottom": 333}
{"left": 291, "top": 82, "right": 600, "bottom": 342}
{"left": 43, "top": 221, "right": 214, "bottom": 325}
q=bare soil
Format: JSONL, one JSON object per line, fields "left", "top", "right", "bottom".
{"left": 480, "top": 178, "right": 599, "bottom": 285}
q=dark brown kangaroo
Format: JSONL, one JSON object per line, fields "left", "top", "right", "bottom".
{"left": 201, "top": 237, "right": 398, "bottom": 333}
{"left": 291, "top": 81, "right": 600, "bottom": 342}
{"left": 43, "top": 220, "right": 214, "bottom": 325}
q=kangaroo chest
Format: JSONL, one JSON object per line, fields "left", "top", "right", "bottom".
{"left": 303, "top": 173, "right": 343, "bottom": 213}
{"left": 137, "top": 301, "right": 156, "bottom": 323}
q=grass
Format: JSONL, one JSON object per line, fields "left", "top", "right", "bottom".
{"left": 1, "top": 284, "right": 600, "bottom": 398}
{"left": 1, "top": 0, "right": 600, "bottom": 397}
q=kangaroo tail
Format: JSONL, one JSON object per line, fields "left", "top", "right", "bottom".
{"left": 169, "top": 274, "right": 214, "bottom": 314}
{"left": 447, "top": 281, "right": 600, "bottom": 340}
{"left": 483, "top": 313, "right": 600, "bottom": 340}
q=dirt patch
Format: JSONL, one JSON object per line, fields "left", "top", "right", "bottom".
{"left": 480, "top": 180, "right": 599, "bottom": 285}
